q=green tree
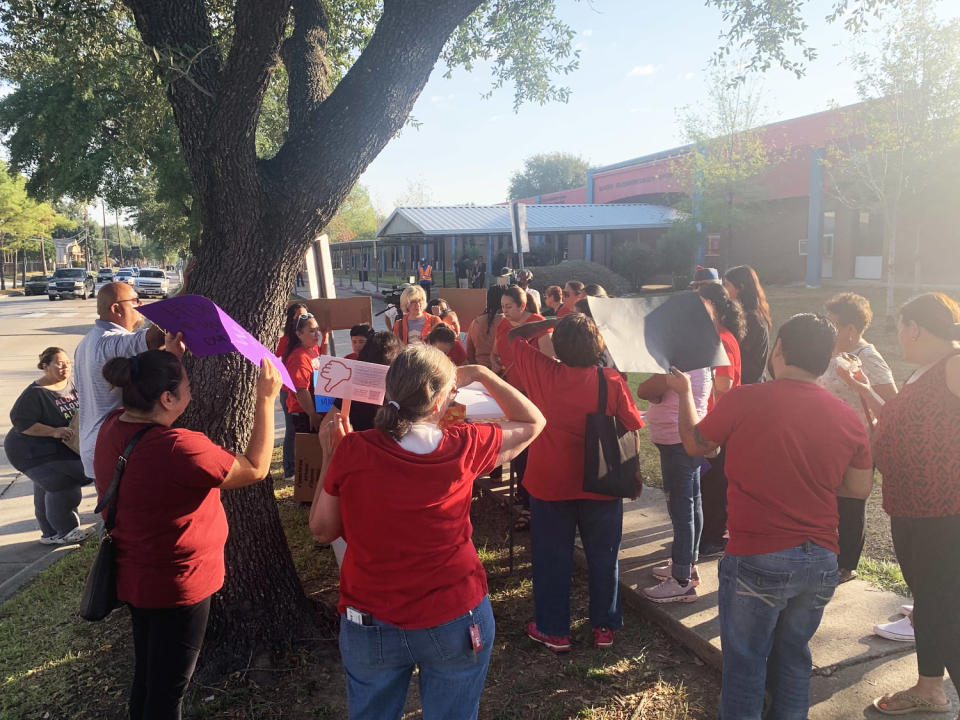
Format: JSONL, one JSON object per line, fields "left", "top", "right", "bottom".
{"left": 672, "top": 64, "right": 783, "bottom": 266}
{"left": 325, "top": 184, "right": 381, "bottom": 242}
{"left": 507, "top": 151, "right": 589, "bottom": 200}
{"left": 658, "top": 219, "right": 707, "bottom": 288}
{"left": 0, "top": 0, "right": 904, "bottom": 671}
{"left": 826, "top": 0, "right": 960, "bottom": 322}
{"left": 612, "top": 241, "right": 659, "bottom": 292}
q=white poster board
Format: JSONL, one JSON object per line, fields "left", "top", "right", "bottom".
{"left": 312, "top": 356, "right": 389, "bottom": 405}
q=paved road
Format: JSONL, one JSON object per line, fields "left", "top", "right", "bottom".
{"left": 0, "top": 286, "right": 386, "bottom": 599}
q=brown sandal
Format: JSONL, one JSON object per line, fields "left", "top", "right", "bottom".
{"left": 873, "top": 691, "right": 952, "bottom": 715}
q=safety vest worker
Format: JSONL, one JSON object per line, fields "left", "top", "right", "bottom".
{"left": 418, "top": 264, "right": 433, "bottom": 283}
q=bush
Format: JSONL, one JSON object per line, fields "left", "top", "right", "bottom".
{"left": 658, "top": 220, "right": 705, "bottom": 280}
{"left": 527, "top": 260, "right": 631, "bottom": 297}
{"left": 612, "top": 242, "right": 659, "bottom": 292}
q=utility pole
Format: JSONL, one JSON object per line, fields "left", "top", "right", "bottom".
{"left": 101, "top": 199, "right": 109, "bottom": 266}
{"left": 115, "top": 208, "right": 124, "bottom": 265}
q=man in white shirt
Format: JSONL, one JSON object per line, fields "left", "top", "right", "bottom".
{"left": 74, "top": 282, "right": 182, "bottom": 480}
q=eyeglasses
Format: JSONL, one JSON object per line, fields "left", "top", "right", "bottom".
{"left": 116, "top": 296, "right": 142, "bottom": 306}
{"left": 296, "top": 313, "right": 316, "bottom": 329}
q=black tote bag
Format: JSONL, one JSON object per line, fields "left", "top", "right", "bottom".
{"left": 79, "top": 425, "right": 154, "bottom": 622}
{"left": 582, "top": 367, "right": 642, "bottom": 498}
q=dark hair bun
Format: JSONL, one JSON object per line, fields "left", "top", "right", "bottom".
{"left": 102, "top": 356, "right": 133, "bottom": 389}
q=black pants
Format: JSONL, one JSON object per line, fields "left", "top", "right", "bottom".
{"left": 837, "top": 496, "right": 866, "bottom": 572}
{"left": 290, "top": 412, "right": 311, "bottom": 434}
{"left": 699, "top": 448, "right": 727, "bottom": 550}
{"left": 891, "top": 514, "right": 960, "bottom": 695}
{"left": 128, "top": 597, "right": 211, "bottom": 720}
{"left": 513, "top": 447, "right": 530, "bottom": 510}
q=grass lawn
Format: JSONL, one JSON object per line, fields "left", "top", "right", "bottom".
{"left": 0, "top": 449, "right": 719, "bottom": 719}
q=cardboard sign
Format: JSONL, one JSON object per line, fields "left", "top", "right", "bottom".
{"left": 293, "top": 432, "right": 324, "bottom": 503}
{"left": 139, "top": 294, "right": 295, "bottom": 390}
{"left": 587, "top": 293, "right": 729, "bottom": 374}
{"left": 456, "top": 381, "right": 507, "bottom": 421}
{"left": 301, "top": 297, "right": 373, "bottom": 332}
{"left": 312, "top": 356, "right": 389, "bottom": 405}
{"left": 432, "top": 288, "right": 488, "bottom": 332}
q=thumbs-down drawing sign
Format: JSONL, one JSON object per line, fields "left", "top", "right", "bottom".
{"left": 313, "top": 356, "right": 389, "bottom": 405}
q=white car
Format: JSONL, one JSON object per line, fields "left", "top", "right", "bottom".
{"left": 115, "top": 268, "right": 137, "bottom": 285}
{"left": 134, "top": 268, "right": 170, "bottom": 298}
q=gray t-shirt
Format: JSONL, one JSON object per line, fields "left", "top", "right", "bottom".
{"left": 818, "top": 341, "right": 894, "bottom": 428}
{"left": 74, "top": 319, "right": 149, "bottom": 477}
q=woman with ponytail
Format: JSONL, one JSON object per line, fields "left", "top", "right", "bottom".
{"left": 94, "top": 350, "right": 281, "bottom": 720}
{"left": 838, "top": 293, "right": 960, "bottom": 716}
{"left": 309, "top": 345, "right": 544, "bottom": 720}
{"left": 697, "top": 282, "right": 745, "bottom": 557}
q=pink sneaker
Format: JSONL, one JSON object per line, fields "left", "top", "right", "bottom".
{"left": 641, "top": 576, "right": 699, "bottom": 603}
{"left": 651, "top": 560, "right": 700, "bottom": 586}
{"left": 593, "top": 626, "right": 614, "bottom": 649}
{"left": 526, "top": 621, "right": 571, "bottom": 653}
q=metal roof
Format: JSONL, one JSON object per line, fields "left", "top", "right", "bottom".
{"left": 378, "top": 203, "right": 683, "bottom": 237}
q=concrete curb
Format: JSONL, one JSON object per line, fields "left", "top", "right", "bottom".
{"left": 0, "top": 544, "right": 78, "bottom": 605}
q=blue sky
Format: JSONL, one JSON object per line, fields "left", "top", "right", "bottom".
{"left": 359, "top": 0, "right": 871, "bottom": 214}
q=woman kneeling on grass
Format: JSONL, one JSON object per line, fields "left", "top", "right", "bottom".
{"left": 309, "top": 344, "right": 545, "bottom": 720}
{"left": 95, "top": 350, "right": 281, "bottom": 720}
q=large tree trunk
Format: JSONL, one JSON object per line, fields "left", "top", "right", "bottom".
{"left": 125, "top": 0, "right": 485, "bottom": 674}
{"left": 0, "top": 236, "right": 6, "bottom": 290}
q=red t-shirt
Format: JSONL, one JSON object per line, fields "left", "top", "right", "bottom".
{"left": 697, "top": 380, "right": 872, "bottom": 555}
{"left": 94, "top": 410, "right": 236, "bottom": 608}
{"left": 276, "top": 334, "right": 326, "bottom": 359}
{"left": 557, "top": 304, "right": 573, "bottom": 317}
{"left": 710, "top": 327, "right": 742, "bottom": 410}
{"left": 446, "top": 340, "right": 468, "bottom": 366}
{"left": 345, "top": 352, "right": 358, "bottom": 360}
{"left": 511, "top": 338, "right": 644, "bottom": 501}
{"left": 284, "top": 345, "right": 320, "bottom": 414}
{"left": 494, "top": 313, "right": 546, "bottom": 389}
{"left": 323, "top": 423, "right": 503, "bottom": 628}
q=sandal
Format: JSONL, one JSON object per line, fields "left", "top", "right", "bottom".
{"left": 873, "top": 691, "right": 952, "bottom": 715}
{"left": 513, "top": 508, "right": 531, "bottom": 532}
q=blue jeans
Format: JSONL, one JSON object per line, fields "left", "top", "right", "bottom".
{"left": 338, "top": 596, "right": 495, "bottom": 720}
{"left": 279, "top": 390, "right": 295, "bottom": 478}
{"left": 717, "top": 542, "right": 839, "bottom": 720}
{"left": 656, "top": 443, "right": 702, "bottom": 581}
{"left": 529, "top": 496, "right": 623, "bottom": 636}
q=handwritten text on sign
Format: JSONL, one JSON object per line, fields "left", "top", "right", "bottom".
{"left": 138, "top": 294, "right": 295, "bottom": 390}
{"left": 312, "top": 356, "right": 389, "bottom": 405}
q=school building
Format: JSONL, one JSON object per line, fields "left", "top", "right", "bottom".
{"left": 512, "top": 102, "right": 960, "bottom": 287}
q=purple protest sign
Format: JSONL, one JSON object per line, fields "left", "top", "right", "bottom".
{"left": 139, "top": 294, "right": 294, "bottom": 390}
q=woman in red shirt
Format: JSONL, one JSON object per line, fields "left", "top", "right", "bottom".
{"left": 283, "top": 313, "right": 325, "bottom": 432}
{"left": 492, "top": 286, "right": 553, "bottom": 530}
{"left": 697, "top": 282, "right": 745, "bottom": 557}
{"left": 492, "top": 285, "right": 552, "bottom": 385}
{"left": 276, "top": 303, "right": 308, "bottom": 479}
{"left": 466, "top": 286, "right": 505, "bottom": 368}
{"left": 309, "top": 345, "right": 544, "bottom": 719}
{"left": 508, "top": 313, "right": 644, "bottom": 653}
{"left": 95, "top": 350, "right": 281, "bottom": 720}
{"left": 844, "top": 293, "right": 960, "bottom": 716}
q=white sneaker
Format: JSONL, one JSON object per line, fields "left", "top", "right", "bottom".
{"left": 642, "top": 576, "right": 699, "bottom": 603}
{"left": 874, "top": 615, "right": 915, "bottom": 642}
{"left": 38, "top": 535, "right": 59, "bottom": 545}
{"left": 652, "top": 560, "right": 700, "bottom": 586}
{"left": 53, "top": 527, "right": 90, "bottom": 545}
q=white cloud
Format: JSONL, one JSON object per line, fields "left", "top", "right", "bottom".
{"left": 431, "top": 95, "right": 442, "bottom": 102}
{"left": 582, "top": 29, "right": 593, "bottom": 37}
{"left": 489, "top": 115, "right": 501, "bottom": 122}
{"left": 627, "top": 64, "right": 656, "bottom": 77}
{"left": 629, "top": 107, "right": 648, "bottom": 114}
{"left": 684, "top": 72, "right": 696, "bottom": 81}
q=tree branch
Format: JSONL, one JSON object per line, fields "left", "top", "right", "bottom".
{"left": 212, "top": 0, "right": 290, "bottom": 158}
{"left": 281, "top": 0, "right": 332, "bottom": 142}
{"left": 269, "top": 0, "right": 483, "bottom": 218}
{"left": 123, "top": 0, "right": 223, "bottom": 180}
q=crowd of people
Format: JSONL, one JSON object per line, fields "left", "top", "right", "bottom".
{"left": 7, "top": 268, "right": 959, "bottom": 720}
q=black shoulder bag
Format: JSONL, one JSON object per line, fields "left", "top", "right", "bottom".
{"left": 583, "top": 367, "right": 643, "bottom": 499}
{"left": 79, "top": 425, "right": 154, "bottom": 622}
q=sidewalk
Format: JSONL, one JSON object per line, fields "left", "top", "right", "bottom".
{"left": 595, "top": 488, "right": 959, "bottom": 719}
